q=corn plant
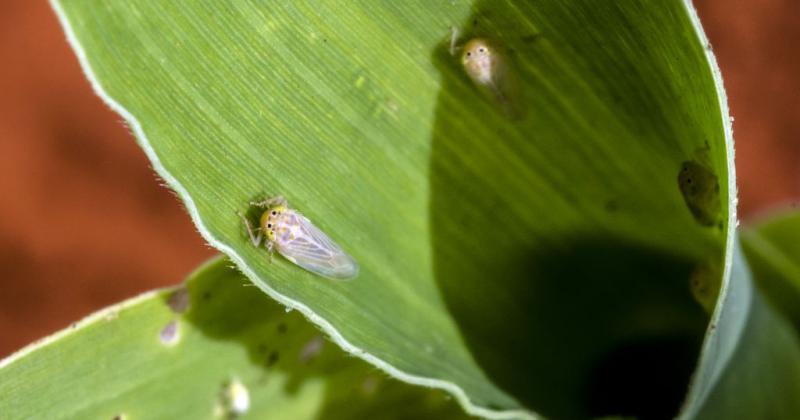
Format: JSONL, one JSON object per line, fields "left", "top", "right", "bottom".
{"left": 2, "top": 1, "right": 799, "bottom": 419}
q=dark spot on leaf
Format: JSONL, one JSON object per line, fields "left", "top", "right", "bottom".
{"left": 677, "top": 160, "right": 720, "bottom": 226}
{"left": 522, "top": 34, "right": 541, "bottom": 43}
{"left": 267, "top": 351, "right": 279, "bottom": 367}
{"left": 277, "top": 323, "right": 287, "bottom": 334}
{"left": 167, "top": 287, "right": 190, "bottom": 313}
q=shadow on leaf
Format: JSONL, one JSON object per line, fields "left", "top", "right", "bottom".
{"left": 429, "top": 1, "right": 714, "bottom": 418}
{"left": 180, "top": 261, "right": 466, "bottom": 420}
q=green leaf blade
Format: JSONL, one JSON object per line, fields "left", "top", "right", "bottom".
{"left": 741, "top": 211, "right": 800, "bottom": 330}
{"left": 0, "top": 258, "right": 470, "bottom": 420}
{"left": 679, "top": 241, "right": 800, "bottom": 419}
{"left": 52, "top": 0, "right": 744, "bottom": 417}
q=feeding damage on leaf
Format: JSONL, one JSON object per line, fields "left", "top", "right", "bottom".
{"left": 159, "top": 320, "right": 180, "bottom": 346}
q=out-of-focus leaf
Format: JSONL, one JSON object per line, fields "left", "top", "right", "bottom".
{"left": 0, "top": 258, "right": 469, "bottom": 420}
{"left": 741, "top": 211, "right": 800, "bottom": 330}
{"left": 679, "top": 240, "right": 800, "bottom": 419}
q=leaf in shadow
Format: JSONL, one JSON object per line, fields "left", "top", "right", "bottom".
{"left": 429, "top": 1, "right": 724, "bottom": 418}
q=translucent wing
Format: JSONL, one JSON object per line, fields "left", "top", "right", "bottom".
{"left": 276, "top": 213, "right": 359, "bottom": 280}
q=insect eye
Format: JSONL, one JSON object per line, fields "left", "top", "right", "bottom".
{"left": 267, "top": 223, "right": 272, "bottom": 228}
{"left": 271, "top": 211, "right": 277, "bottom": 216}
{"left": 466, "top": 52, "right": 471, "bottom": 57}
{"left": 479, "top": 48, "right": 485, "bottom": 52}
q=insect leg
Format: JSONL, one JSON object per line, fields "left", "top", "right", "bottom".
{"left": 449, "top": 26, "right": 460, "bottom": 56}
{"left": 237, "top": 210, "right": 263, "bottom": 247}
{"left": 266, "top": 241, "right": 274, "bottom": 263}
{"left": 250, "top": 195, "right": 288, "bottom": 208}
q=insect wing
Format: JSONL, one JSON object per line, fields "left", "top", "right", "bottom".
{"left": 277, "top": 214, "right": 359, "bottom": 280}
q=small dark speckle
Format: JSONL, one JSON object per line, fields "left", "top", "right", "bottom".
{"left": 277, "top": 323, "right": 287, "bottom": 334}
{"left": 267, "top": 351, "right": 280, "bottom": 367}
{"left": 202, "top": 291, "right": 212, "bottom": 301}
{"left": 604, "top": 199, "right": 619, "bottom": 213}
{"left": 472, "top": 19, "right": 478, "bottom": 26}
{"left": 71, "top": 323, "right": 77, "bottom": 329}
{"left": 323, "top": 38, "right": 327, "bottom": 43}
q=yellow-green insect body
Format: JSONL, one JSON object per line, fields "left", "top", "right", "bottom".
{"left": 241, "top": 196, "right": 359, "bottom": 280}
{"left": 456, "top": 36, "right": 519, "bottom": 116}
{"left": 461, "top": 38, "right": 505, "bottom": 90}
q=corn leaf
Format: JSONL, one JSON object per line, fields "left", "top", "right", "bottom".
{"left": 0, "top": 258, "right": 468, "bottom": 420}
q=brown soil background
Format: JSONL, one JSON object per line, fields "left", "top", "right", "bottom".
{"left": 0, "top": 1, "right": 797, "bottom": 358}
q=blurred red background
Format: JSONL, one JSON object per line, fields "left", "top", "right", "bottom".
{"left": 0, "top": 1, "right": 797, "bottom": 358}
